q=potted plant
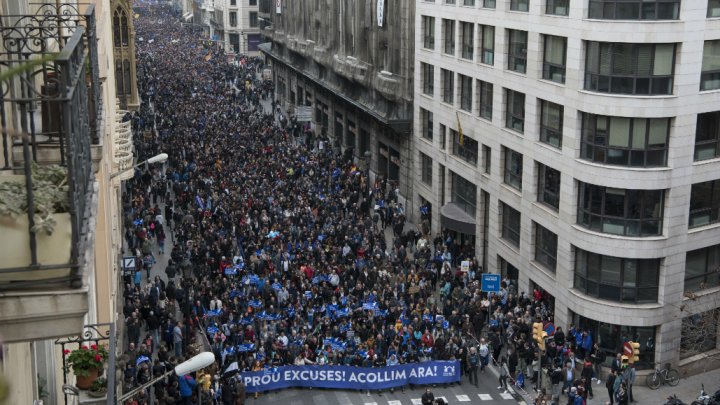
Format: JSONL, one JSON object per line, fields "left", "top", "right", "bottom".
{"left": 63, "top": 344, "right": 108, "bottom": 389}
{"left": 0, "top": 162, "right": 72, "bottom": 282}
{"left": 87, "top": 377, "right": 107, "bottom": 398}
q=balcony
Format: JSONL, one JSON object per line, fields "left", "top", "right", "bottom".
{"left": 0, "top": 4, "right": 101, "bottom": 343}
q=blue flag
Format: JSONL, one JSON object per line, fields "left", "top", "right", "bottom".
{"left": 136, "top": 355, "right": 151, "bottom": 366}
{"left": 237, "top": 343, "right": 255, "bottom": 352}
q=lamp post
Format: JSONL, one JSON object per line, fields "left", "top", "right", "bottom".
{"left": 109, "top": 153, "right": 168, "bottom": 180}
{"left": 117, "top": 351, "right": 215, "bottom": 403}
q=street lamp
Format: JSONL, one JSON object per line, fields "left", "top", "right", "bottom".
{"left": 117, "top": 351, "right": 215, "bottom": 403}
{"left": 109, "top": 153, "right": 168, "bottom": 180}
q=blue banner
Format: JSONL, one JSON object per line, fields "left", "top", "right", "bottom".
{"left": 239, "top": 361, "right": 460, "bottom": 393}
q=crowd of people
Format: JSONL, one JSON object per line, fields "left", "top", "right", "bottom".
{"left": 117, "top": 3, "right": 636, "bottom": 405}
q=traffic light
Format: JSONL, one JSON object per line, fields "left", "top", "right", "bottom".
{"left": 629, "top": 341, "right": 640, "bottom": 364}
{"left": 533, "top": 322, "right": 547, "bottom": 351}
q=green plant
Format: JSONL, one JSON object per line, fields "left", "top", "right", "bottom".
{"left": 89, "top": 377, "right": 107, "bottom": 392}
{"left": 0, "top": 162, "right": 69, "bottom": 234}
{"left": 63, "top": 344, "right": 108, "bottom": 377}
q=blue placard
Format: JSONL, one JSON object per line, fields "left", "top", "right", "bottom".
{"left": 481, "top": 274, "right": 501, "bottom": 292}
{"left": 239, "top": 361, "right": 460, "bottom": 393}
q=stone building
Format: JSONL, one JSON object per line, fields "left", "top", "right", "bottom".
{"left": 413, "top": 0, "right": 720, "bottom": 374}
{"left": 258, "top": 0, "right": 415, "bottom": 203}
{"left": 111, "top": 0, "right": 140, "bottom": 109}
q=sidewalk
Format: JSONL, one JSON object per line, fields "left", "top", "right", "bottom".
{"left": 523, "top": 367, "right": 720, "bottom": 405}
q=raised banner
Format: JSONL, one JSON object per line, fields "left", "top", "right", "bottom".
{"left": 240, "top": 361, "right": 460, "bottom": 393}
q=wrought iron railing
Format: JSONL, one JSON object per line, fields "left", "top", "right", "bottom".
{"left": 55, "top": 323, "right": 117, "bottom": 405}
{"left": 0, "top": 4, "right": 99, "bottom": 289}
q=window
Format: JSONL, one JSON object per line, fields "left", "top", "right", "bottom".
{"left": 483, "top": 0, "right": 496, "bottom": 7}
{"left": 442, "top": 69, "right": 454, "bottom": 104}
{"left": 585, "top": 42, "right": 676, "bottom": 95}
{"left": 507, "top": 29, "right": 528, "bottom": 73}
{"left": 681, "top": 309, "right": 720, "bottom": 360}
{"left": 538, "top": 163, "right": 560, "bottom": 210}
{"left": 249, "top": 0, "right": 257, "bottom": 5}
{"left": 451, "top": 172, "right": 477, "bottom": 217}
{"left": 421, "top": 62, "right": 434, "bottom": 96}
{"left": 570, "top": 312, "right": 656, "bottom": 369}
{"left": 701, "top": 40, "right": 720, "bottom": 91}
{"left": 478, "top": 80, "right": 493, "bottom": 120}
{"left": 230, "top": 0, "right": 236, "bottom": 5}
{"left": 684, "top": 245, "right": 720, "bottom": 293}
{"left": 461, "top": 22, "right": 474, "bottom": 60}
{"left": 446, "top": 0, "right": 456, "bottom": 4}
{"left": 483, "top": 145, "right": 491, "bottom": 173}
{"left": 574, "top": 248, "right": 660, "bottom": 303}
{"left": 421, "top": 153, "right": 433, "bottom": 186}
{"left": 459, "top": 74, "right": 473, "bottom": 112}
{"left": 695, "top": 111, "right": 720, "bottom": 161}
{"left": 113, "top": 7, "right": 129, "bottom": 48}
{"left": 510, "top": 0, "right": 529, "bottom": 11}
{"left": 546, "top": 0, "right": 569, "bottom": 15}
{"left": 423, "top": 16, "right": 435, "bottom": 50}
{"left": 479, "top": 25, "right": 495, "bottom": 65}
{"left": 505, "top": 89, "right": 525, "bottom": 133}
{"left": 229, "top": 11, "right": 237, "bottom": 27}
{"left": 539, "top": 100, "right": 563, "bottom": 148}
{"left": 535, "top": 223, "right": 558, "bottom": 271}
{"left": 543, "top": 35, "right": 567, "bottom": 83}
{"left": 249, "top": 12, "right": 258, "bottom": 27}
{"left": 440, "top": 124, "right": 447, "bottom": 150}
{"left": 501, "top": 203, "right": 521, "bottom": 247}
{"left": 589, "top": 0, "right": 680, "bottom": 20}
{"left": 689, "top": 179, "right": 720, "bottom": 228}
{"left": 710, "top": 1, "right": 720, "bottom": 17}
{"left": 421, "top": 108, "right": 433, "bottom": 141}
{"left": 464, "top": 0, "right": 475, "bottom": 6}
{"left": 580, "top": 114, "right": 670, "bottom": 167}
{"left": 451, "top": 129, "right": 479, "bottom": 166}
{"left": 503, "top": 147, "right": 523, "bottom": 191}
{"left": 443, "top": 19, "right": 456, "bottom": 55}
{"left": 578, "top": 183, "right": 665, "bottom": 236}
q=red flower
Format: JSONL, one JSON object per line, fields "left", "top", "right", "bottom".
{"left": 90, "top": 344, "right": 98, "bottom": 350}
{"left": 81, "top": 346, "right": 88, "bottom": 350}
{"left": 63, "top": 349, "right": 71, "bottom": 355}
{"left": 95, "top": 354, "right": 102, "bottom": 362}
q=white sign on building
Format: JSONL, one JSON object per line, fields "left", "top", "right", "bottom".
{"left": 377, "top": 0, "right": 384, "bottom": 27}
{"left": 276, "top": 0, "right": 282, "bottom": 14}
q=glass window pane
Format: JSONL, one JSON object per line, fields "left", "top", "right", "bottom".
{"left": 609, "top": 117, "right": 631, "bottom": 147}
{"left": 654, "top": 44, "right": 675, "bottom": 75}
{"left": 632, "top": 119, "right": 647, "bottom": 148}
{"left": 648, "top": 119, "right": 669, "bottom": 146}
{"left": 703, "top": 40, "right": 720, "bottom": 72}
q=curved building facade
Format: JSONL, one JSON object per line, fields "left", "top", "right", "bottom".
{"left": 413, "top": 1, "right": 720, "bottom": 373}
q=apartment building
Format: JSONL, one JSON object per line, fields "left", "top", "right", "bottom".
{"left": 413, "top": 0, "right": 720, "bottom": 374}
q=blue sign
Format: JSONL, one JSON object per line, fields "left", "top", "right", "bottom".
{"left": 239, "top": 361, "right": 460, "bottom": 393}
{"left": 481, "top": 274, "right": 501, "bottom": 292}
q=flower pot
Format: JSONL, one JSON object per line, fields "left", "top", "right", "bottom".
{"left": 0, "top": 211, "right": 72, "bottom": 283}
{"left": 75, "top": 368, "right": 99, "bottom": 390}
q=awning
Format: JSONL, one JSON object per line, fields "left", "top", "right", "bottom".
{"left": 183, "top": 12, "right": 192, "bottom": 21}
{"left": 440, "top": 203, "right": 476, "bottom": 235}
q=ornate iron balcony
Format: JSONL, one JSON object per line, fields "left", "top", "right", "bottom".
{"left": 0, "top": 3, "right": 100, "bottom": 289}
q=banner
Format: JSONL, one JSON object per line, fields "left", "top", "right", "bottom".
{"left": 239, "top": 361, "right": 460, "bottom": 393}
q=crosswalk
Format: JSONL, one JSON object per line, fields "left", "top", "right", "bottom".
{"left": 364, "top": 392, "right": 516, "bottom": 405}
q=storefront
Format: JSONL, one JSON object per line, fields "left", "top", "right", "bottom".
{"left": 569, "top": 311, "right": 656, "bottom": 369}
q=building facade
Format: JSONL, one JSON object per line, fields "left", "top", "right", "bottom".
{"left": 112, "top": 0, "right": 140, "bottom": 109}
{"left": 413, "top": 0, "right": 720, "bottom": 374}
{"left": 259, "top": 0, "right": 415, "bottom": 203}
{"left": 225, "top": 0, "right": 261, "bottom": 55}
{"left": 0, "top": 1, "right": 130, "bottom": 403}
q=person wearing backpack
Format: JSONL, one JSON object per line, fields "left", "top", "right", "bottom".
{"left": 467, "top": 346, "right": 480, "bottom": 387}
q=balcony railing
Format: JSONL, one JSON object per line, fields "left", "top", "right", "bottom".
{"left": 0, "top": 4, "right": 99, "bottom": 289}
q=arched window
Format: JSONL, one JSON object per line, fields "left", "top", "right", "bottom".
{"left": 113, "top": 7, "right": 129, "bottom": 48}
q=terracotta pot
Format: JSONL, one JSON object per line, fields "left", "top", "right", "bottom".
{"left": 75, "top": 368, "right": 99, "bottom": 390}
